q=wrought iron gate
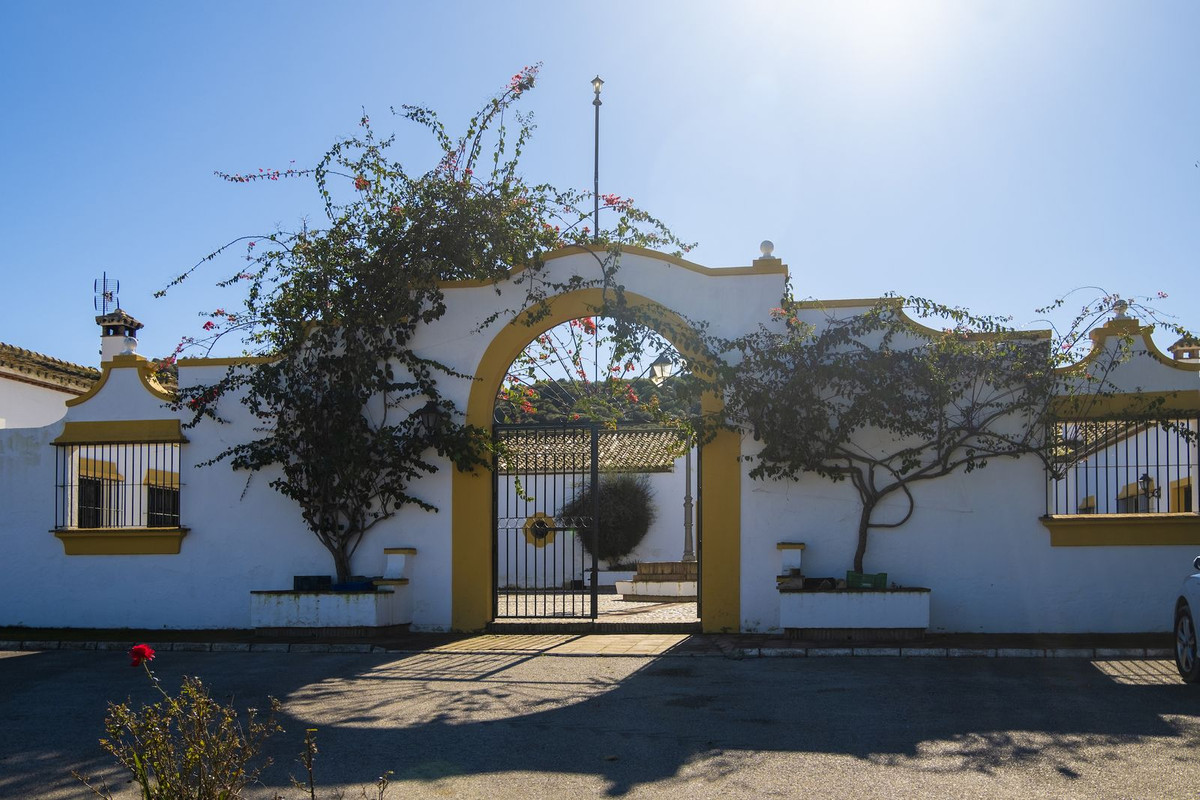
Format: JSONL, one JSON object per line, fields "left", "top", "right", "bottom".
{"left": 493, "top": 424, "right": 599, "bottom": 619}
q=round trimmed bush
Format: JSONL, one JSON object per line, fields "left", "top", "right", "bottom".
{"left": 559, "top": 473, "right": 656, "bottom": 563}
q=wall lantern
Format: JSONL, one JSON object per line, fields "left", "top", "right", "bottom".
{"left": 417, "top": 401, "right": 443, "bottom": 432}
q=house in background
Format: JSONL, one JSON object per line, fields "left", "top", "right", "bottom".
{"left": 0, "top": 342, "right": 99, "bottom": 429}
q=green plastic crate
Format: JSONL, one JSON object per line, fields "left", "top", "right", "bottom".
{"left": 846, "top": 570, "right": 888, "bottom": 589}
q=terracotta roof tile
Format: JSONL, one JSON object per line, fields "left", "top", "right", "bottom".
{"left": 0, "top": 343, "right": 100, "bottom": 394}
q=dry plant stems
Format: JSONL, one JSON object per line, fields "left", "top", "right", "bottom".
{"left": 76, "top": 645, "right": 281, "bottom": 800}
{"left": 157, "top": 65, "right": 690, "bottom": 583}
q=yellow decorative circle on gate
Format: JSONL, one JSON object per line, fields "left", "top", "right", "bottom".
{"left": 523, "top": 511, "right": 557, "bottom": 548}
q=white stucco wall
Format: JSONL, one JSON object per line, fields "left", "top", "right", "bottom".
{"left": 0, "top": 375, "right": 76, "bottom": 429}
{"left": 2, "top": 252, "right": 1198, "bottom": 634}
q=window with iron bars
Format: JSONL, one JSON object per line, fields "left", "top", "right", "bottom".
{"left": 1047, "top": 418, "right": 1198, "bottom": 515}
{"left": 54, "top": 442, "right": 182, "bottom": 530}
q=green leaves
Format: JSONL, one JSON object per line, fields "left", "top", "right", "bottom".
{"left": 166, "top": 69, "right": 690, "bottom": 582}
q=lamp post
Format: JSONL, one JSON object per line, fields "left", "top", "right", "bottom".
{"left": 591, "top": 75, "right": 603, "bottom": 242}
{"left": 649, "top": 353, "right": 696, "bottom": 562}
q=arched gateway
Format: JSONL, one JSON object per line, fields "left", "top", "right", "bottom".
{"left": 445, "top": 246, "right": 789, "bottom": 632}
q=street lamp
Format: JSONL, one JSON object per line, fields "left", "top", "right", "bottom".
{"left": 650, "top": 352, "right": 672, "bottom": 386}
{"left": 649, "top": 352, "right": 696, "bottom": 562}
{"left": 591, "top": 75, "right": 603, "bottom": 242}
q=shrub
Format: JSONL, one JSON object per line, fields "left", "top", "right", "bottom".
{"left": 560, "top": 474, "right": 656, "bottom": 563}
{"left": 77, "top": 645, "right": 280, "bottom": 800}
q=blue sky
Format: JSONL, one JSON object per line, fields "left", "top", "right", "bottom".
{"left": 1, "top": 1, "right": 1196, "bottom": 367}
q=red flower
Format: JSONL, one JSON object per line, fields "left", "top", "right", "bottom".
{"left": 202, "top": 321, "right": 216, "bottom": 331}
{"left": 354, "top": 175, "right": 370, "bottom": 191}
{"left": 129, "top": 643, "right": 155, "bottom": 667}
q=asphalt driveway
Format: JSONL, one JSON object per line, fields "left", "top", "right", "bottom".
{"left": 2, "top": 647, "right": 1198, "bottom": 799}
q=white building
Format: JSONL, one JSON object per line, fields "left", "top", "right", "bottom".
{"left": 1, "top": 248, "right": 1197, "bottom": 635}
{"left": 0, "top": 342, "right": 99, "bottom": 429}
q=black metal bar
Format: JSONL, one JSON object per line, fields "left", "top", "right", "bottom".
{"left": 589, "top": 423, "right": 599, "bottom": 619}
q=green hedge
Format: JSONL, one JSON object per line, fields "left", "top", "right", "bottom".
{"left": 560, "top": 474, "right": 656, "bottom": 563}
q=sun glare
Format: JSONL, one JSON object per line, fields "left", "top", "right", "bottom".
{"left": 739, "top": 0, "right": 960, "bottom": 92}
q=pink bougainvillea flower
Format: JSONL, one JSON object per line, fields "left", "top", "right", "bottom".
{"left": 202, "top": 321, "right": 216, "bottom": 331}
{"left": 129, "top": 644, "right": 155, "bottom": 667}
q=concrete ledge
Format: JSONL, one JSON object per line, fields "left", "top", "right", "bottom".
{"left": 250, "top": 587, "right": 411, "bottom": 628}
{"left": 780, "top": 588, "right": 930, "bottom": 632}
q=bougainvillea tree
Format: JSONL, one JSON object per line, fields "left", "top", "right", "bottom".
{"left": 494, "top": 315, "right": 698, "bottom": 426}
{"left": 720, "top": 292, "right": 1194, "bottom": 574}
{"left": 161, "top": 66, "right": 689, "bottom": 582}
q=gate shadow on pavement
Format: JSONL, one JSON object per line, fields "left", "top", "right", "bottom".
{"left": 4, "top": 649, "right": 1200, "bottom": 798}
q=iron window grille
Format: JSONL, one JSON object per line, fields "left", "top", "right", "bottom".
{"left": 1047, "top": 418, "right": 1197, "bottom": 515}
{"left": 54, "top": 442, "right": 182, "bottom": 529}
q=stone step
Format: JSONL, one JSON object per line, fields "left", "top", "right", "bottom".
{"left": 635, "top": 561, "right": 698, "bottom": 578}
{"left": 615, "top": 579, "right": 698, "bottom": 602}
{"left": 631, "top": 573, "right": 695, "bottom": 583}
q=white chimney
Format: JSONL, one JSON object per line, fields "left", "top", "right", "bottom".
{"left": 96, "top": 309, "right": 144, "bottom": 362}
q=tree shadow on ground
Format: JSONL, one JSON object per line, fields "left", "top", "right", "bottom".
{"left": 4, "top": 649, "right": 1200, "bottom": 798}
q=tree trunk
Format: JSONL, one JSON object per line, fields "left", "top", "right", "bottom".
{"left": 853, "top": 499, "right": 875, "bottom": 574}
{"left": 330, "top": 546, "right": 353, "bottom": 584}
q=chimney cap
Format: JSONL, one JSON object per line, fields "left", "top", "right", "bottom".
{"left": 95, "top": 308, "right": 143, "bottom": 333}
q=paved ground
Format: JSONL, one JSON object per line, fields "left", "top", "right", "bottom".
{"left": 3, "top": 643, "right": 1200, "bottom": 799}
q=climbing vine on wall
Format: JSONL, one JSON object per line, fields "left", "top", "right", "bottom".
{"left": 160, "top": 66, "right": 691, "bottom": 581}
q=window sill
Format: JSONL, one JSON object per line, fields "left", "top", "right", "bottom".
{"left": 53, "top": 528, "right": 189, "bottom": 555}
{"left": 1040, "top": 514, "right": 1200, "bottom": 546}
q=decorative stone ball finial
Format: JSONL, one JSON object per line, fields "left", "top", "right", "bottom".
{"left": 759, "top": 240, "right": 775, "bottom": 259}
{"left": 121, "top": 335, "right": 139, "bottom": 356}
{"left": 1113, "top": 299, "right": 1129, "bottom": 319}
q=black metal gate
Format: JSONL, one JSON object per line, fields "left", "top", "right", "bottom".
{"left": 493, "top": 424, "right": 599, "bottom": 619}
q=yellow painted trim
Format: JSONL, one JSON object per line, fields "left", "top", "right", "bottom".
{"left": 789, "top": 297, "right": 1052, "bottom": 342}
{"left": 53, "top": 420, "right": 189, "bottom": 445}
{"left": 144, "top": 469, "right": 180, "bottom": 488}
{"left": 1116, "top": 480, "right": 1153, "bottom": 502}
{"left": 53, "top": 528, "right": 188, "bottom": 555}
{"left": 776, "top": 542, "right": 807, "bottom": 550}
{"left": 523, "top": 511, "right": 557, "bottom": 548}
{"left": 176, "top": 356, "right": 274, "bottom": 367}
{"left": 440, "top": 244, "right": 788, "bottom": 290}
{"left": 452, "top": 287, "right": 739, "bottom": 632}
{"left": 66, "top": 355, "right": 174, "bottom": 407}
{"left": 79, "top": 458, "right": 123, "bottom": 482}
{"left": 1040, "top": 514, "right": 1200, "bottom": 546}
{"left": 1172, "top": 478, "right": 1192, "bottom": 513}
{"left": 383, "top": 547, "right": 418, "bottom": 555}
{"left": 1051, "top": 390, "right": 1200, "bottom": 419}
{"left": 1057, "top": 318, "right": 1200, "bottom": 377}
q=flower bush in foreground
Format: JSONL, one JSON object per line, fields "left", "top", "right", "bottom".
{"left": 77, "top": 645, "right": 281, "bottom": 800}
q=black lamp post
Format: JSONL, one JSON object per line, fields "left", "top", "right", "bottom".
{"left": 591, "top": 75, "right": 603, "bottom": 242}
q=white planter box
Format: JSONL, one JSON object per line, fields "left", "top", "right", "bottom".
{"left": 250, "top": 587, "right": 411, "bottom": 628}
{"left": 615, "top": 579, "right": 698, "bottom": 598}
{"left": 779, "top": 589, "right": 931, "bottom": 630}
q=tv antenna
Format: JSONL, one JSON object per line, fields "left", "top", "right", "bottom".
{"left": 93, "top": 272, "right": 120, "bottom": 314}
